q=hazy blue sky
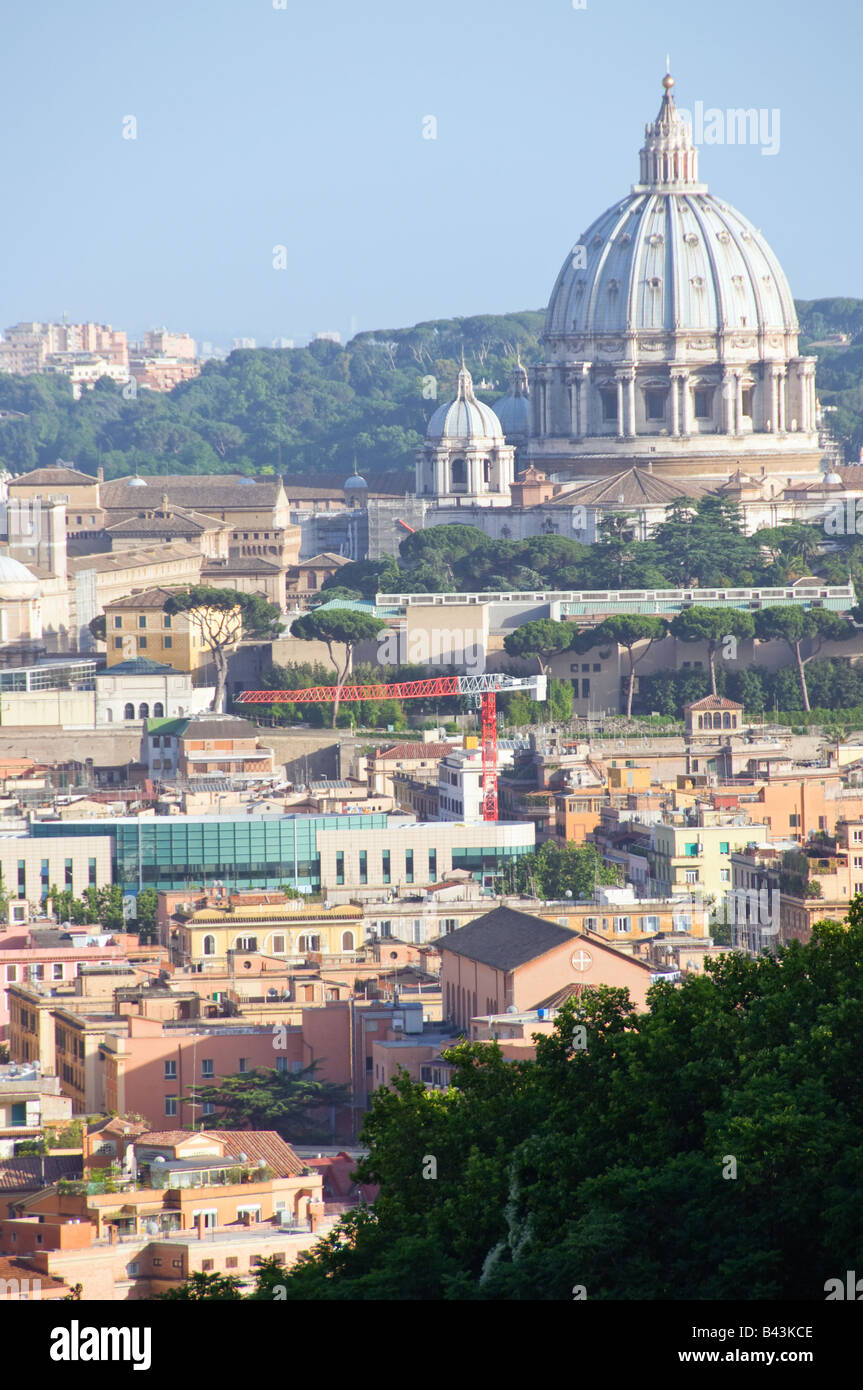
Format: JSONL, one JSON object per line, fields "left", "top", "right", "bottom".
{"left": 2, "top": 0, "right": 858, "bottom": 347}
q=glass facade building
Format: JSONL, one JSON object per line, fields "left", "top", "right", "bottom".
{"left": 31, "top": 814, "right": 389, "bottom": 896}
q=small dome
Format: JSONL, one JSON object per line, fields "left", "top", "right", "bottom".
{"left": 494, "top": 359, "right": 531, "bottom": 437}
{"left": 427, "top": 362, "right": 503, "bottom": 442}
{"left": 344, "top": 473, "right": 368, "bottom": 490}
{"left": 126, "top": 476, "right": 148, "bottom": 488}
{"left": 0, "top": 554, "right": 39, "bottom": 597}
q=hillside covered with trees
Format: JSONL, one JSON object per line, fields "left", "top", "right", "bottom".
{"left": 2, "top": 299, "right": 862, "bottom": 482}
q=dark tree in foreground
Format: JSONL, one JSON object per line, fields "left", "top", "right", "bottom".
{"left": 269, "top": 900, "right": 863, "bottom": 1300}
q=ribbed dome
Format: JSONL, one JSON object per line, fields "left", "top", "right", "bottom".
{"left": 494, "top": 359, "right": 531, "bottom": 437}
{"left": 546, "top": 75, "right": 798, "bottom": 342}
{"left": 427, "top": 363, "right": 503, "bottom": 442}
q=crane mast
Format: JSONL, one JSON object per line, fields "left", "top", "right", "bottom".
{"left": 236, "top": 673, "right": 547, "bottom": 822}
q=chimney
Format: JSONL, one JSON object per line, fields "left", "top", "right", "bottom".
{"left": 97, "top": 466, "right": 104, "bottom": 483}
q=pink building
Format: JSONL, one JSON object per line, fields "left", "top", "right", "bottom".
{"left": 440, "top": 905, "right": 655, "bottom": 1030}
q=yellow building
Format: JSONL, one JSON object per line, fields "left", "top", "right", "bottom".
{"left": 649, "top": 820, "right": 770, "bottom": 907}
{"left": 104, "top": 586, "right": 240, "bottom": 675}
{"left": 173, "top": 903, "right": 364, "bottom": 967}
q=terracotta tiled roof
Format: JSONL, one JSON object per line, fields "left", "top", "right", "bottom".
{"left": 549, "top": 466, "right": 706, "bottom": 508}
{"left": 135, "top": 1130, "right": 202, "bottom": 1148}
{"left": 296, "top": 553, "right": 352, "bottom": 567}
{"left": 0, "top": 1156, "right": 82, "bottom": 1190}
{"left": 0, "top": 1256, "right": 68, "bottom": 1294}
{"left": 686, "top": 695, "right": 744, "bottom": 710}
{"left": 307, "top": 1151, "right": 378, "bottom": 1203}
{"left": 201, "top": 1131, "right": 305, "bottom": 1177}
{"left": 10, "top": 464, "right": 97, "bottom": 487}
{"left": 371, "top": 742, "right": 453, "bottom": 761}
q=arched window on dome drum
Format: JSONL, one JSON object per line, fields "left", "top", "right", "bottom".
{"left": 154, "top": 702, "right": 164, "bottom": 718}
{"left": 138, "top": 703, "right": 149, "bottom": 720}
{"left": 451, "top": 458, "right": 467, "bottom": 490}
{"left": 483, "top": 459, "right": 490, "bottom": 484}
{"left": 124, "top": 703, "right": 135, "bottom": 721}
{"left": 600, "top": 389, "right": 618, "bottom": 423}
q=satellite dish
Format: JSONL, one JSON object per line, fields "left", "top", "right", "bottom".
{"left": 153, "top": 1156, "right": 166, "bottom": 1164}
{"left": 506, "top": 1004, "right": 519, "bottom": 1014}
{"left": 238, "top": 1152, "right": 248, "bottom": 1163}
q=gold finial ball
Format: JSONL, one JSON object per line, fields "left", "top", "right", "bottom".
{"left": 662, "top": 73, "right": 674, "bottom": 90}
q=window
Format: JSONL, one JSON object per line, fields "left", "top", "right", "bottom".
{"left": 10, "top": 1102, "right": 26, "bottom": 1126}
{"left": 642, "top": 916, "right": 659, "bottom": 932}
{"left": 152, "top": 1258, "right": 163, "bottom": 1268}
{"left": 276, "top": 1056, "right": 287, "bottom": 1073}
{"left": 685, "top": 869, "right": 699, "bottom": 884}
{"left": 600, "top": 387, "right": 618, "bottom": 422}
{"left": 164, "top": 614, "right": 172, "bottom": 629}
{"left": 225, "top": 1257, "right": 238, "bottom": 1269}
{"left": 202, "top": 1101, "right": 215, "bottom": 1116}
{"left": 359, "top": 850, "right": 368, "bottom": 885}
{"left": 613, "top": 916, "right": 631, "bottom": 934}
{"left": 694, "top": 389, "right": 711, "bottom": 418}
{"left": 720, "top": 868, "right": 731, "bottom": 882}
{"left": 405, "top": 849, "right": 414, "bottom": 884}
{"left": 272, "top": 934, "right": 285, "bottom": 954}
{"left": 114, "top": 616, "right": 122, "bottom": 629}
{"left": 238, "top": 1058, "right": 249, "bottom": 1072}
{"left": 65, "top": 857, "right": 73, "bottom": 889}
{"left": 88, "top": 857, "right": 97, "bottom": 887}
{"left": 40, "top": 860, "right": 50, "bottom": 902}
{"left": 114, "top": 637, "right": 123, "bottom": 649}
{"left": 153, "top": 702, "right": 164, "bottom": 718}
{"left": 645, "top": 389, "right": 665, "bottom": 420}
{"left": 593, "top": 663, "right": 600, "bottom": 672}
{"left": 165, "top": 1096, "right": 178, "bottom": 1116}
{"left": 164, "top": 636, "right": 172, "bottom": 649}
{"left": 335, "top": 851, "right": 344, "bottom": 886}
{"left": 236, "top": 935, "right": 257, "bottom": 952}
{"left": 124, "top": 703, "right": 135, "bottom": 720}
{"left": 685, "top": 842, "right": 698, "bottom": 857}
{"left": 17, "top": 860, "right": 25, "bottom": 899}
{"left": 200, "top": 1057, "right": 214, "bottom": 1079}
{"left": 719, "top": 842, "right": 729, "bottom": 855}
{"left": 202, "top": 935, "right": 216, "bottom": 956}
{"left": 789, "top": 814, "right": 799, "bottom": 828}
{"left": 581, "top": 679, "right": 590, "bottom": 698}
{"left": 382, "top": 850, "right": 391, "bottom": 884}
{"left": 53, "top": 963, "right": 63, "bottom": 980}
{"left": 138, "top": 637, "right": 147, "bottom": 650}
{"left": 202, "top": 1260, "right": 214, "bottom": 1272}
{"left": 741, "top": 387, "right": 754, "bottom": 416}
{"left": 6, "top": 965, "right": 16, "bottom": 983}
{"left": 139, "top": 615, "right": 147, "bottom": 629}
{"left": 429, "top": 849, "right": 437, "bottom": 880}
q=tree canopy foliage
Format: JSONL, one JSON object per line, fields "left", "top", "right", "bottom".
{"left": 268, "top": 901, "right": 863, "bottom": 1300}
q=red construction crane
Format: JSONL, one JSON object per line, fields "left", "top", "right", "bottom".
{"left": 236, "top": 672, "right": 547, "bottom": 821}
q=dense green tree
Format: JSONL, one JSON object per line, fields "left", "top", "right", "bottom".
{"left": 573, "top": 615, "right": 668, "bottom": 718}
{"left": 754, "top": 606, "right": 855, "bottom": 711}
{"left": 268, "top": 900, "right": 863, "bottom": 1300}
{"left": 184, "top": 1063, "right": 353, "bottom": 1143}
{"left": 669, "top": 606, "right": 755, "bottom": 697}
{"left": 157, "top": 1272, "right": 244, "bottom": 1300}
{"left": 502, "top": 618, "right": 573, "bottom": 676}
{"left": 290, "top": 608, "right": 387, "bottom": 726}
{"left": 164, "top": 586, "right": 282, "bottom": 712}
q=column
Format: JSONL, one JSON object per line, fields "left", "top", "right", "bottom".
{"left": 566, "top": 372, "right": 578, "bottom": 437}
{"left": 670, "top": 373, "right": 680, "bottom": 437}
{"left": 679, "top": 369, "right": 691, "bottom": 436}
{"left": 721, "top": 370, "right": 734, "bottom": 434}
{"left": 578, "top": 369, "right": 590, "bottom": 439}
{"left": 626, "top": 371, "right": 637, "bottom": 439}
{"left": 778, "top": 369, "right": 786, "bottom": 433}
{"left": 767, "top": 370, "right": 778, "bottom": 432}
{"left": 735, "top": 374, "right": 743, "bottom": 435}
{"left": 616, "top": 376, "right": 625, "bottom": 438}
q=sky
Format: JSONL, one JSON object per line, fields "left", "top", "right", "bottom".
{"left": 1, "top": 0, "right": 859, "bottom": 349}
